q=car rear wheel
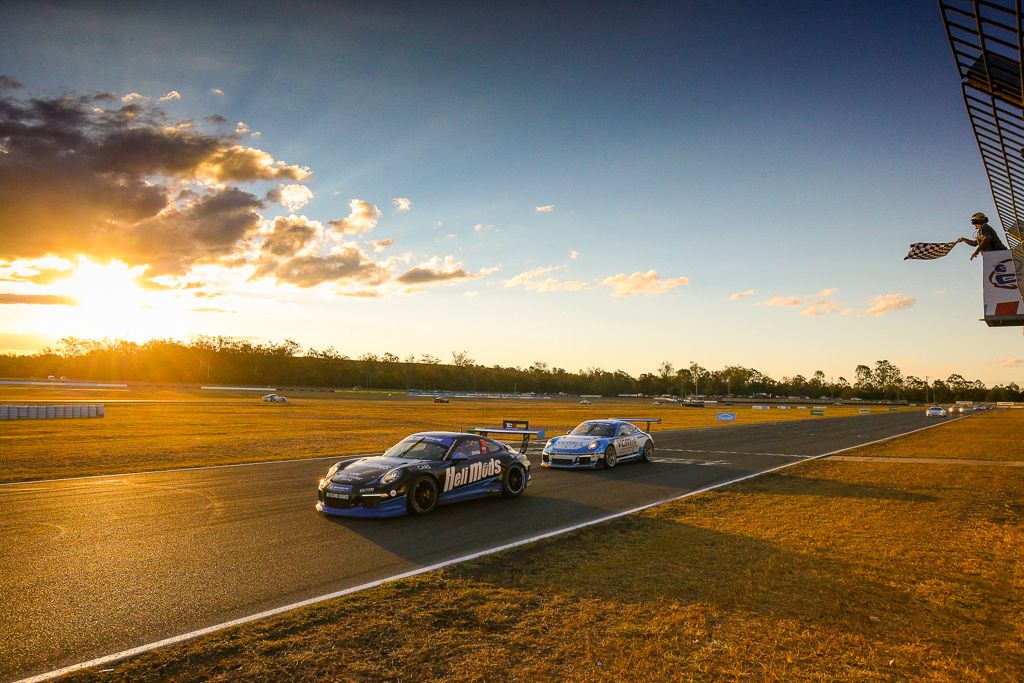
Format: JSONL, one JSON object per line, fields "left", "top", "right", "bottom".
{"left": 603, "top": 445, "right": 617, "bottom": 469}
{"left": 641, "top": 441, "right": 654, "bottom": 462}
{"left": 407, "top": 475, "right": 438, "bottom": 515}
{"left": 502, "top": 463, "right": 527, "bottom": 497}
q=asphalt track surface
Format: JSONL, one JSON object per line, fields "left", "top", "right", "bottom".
{"left": 0, "top": 411, "right": 959, "bottom": 681}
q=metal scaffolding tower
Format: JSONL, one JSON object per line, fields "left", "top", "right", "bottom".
{"left": 940, "top": 0, "right": 1024, "bottom": 306}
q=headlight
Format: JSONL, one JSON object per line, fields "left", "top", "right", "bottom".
{"left": 326, "top": 462, "right": 343, "bottom": 477}
{"left": 380, "top": 468, "right": 402, "bottom": 485}
{"left": 588, "top": 440, "right": 599, "bottom": 450}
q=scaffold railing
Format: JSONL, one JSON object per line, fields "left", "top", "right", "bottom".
{"left": 939, "top": 0, "right": 1024, "bottom": 304}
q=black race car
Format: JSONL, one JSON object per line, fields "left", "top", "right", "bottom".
{"left": 316, "top": 427, "right": 542, "bottom": 518}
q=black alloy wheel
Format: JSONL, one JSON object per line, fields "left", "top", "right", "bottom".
{"left": 502, "top": 463, "right": 527, "bottom": 497}
{"left": 407, "top": 475, "right": 438, "bottom": 515}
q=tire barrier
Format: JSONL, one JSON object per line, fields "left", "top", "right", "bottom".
{"left": 0, "top": 404, "right": 105, "bottom": 420}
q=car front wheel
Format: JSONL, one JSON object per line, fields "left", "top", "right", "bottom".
{"left": 603, "top": 445, "right": 617, "bottom": 468}
{"left": 407, "top": 475, "right": 438, "bottom": 515}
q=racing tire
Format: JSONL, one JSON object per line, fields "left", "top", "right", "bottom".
{"left": 407, "top": 475, "right": 438, "bottom": 515}
{"left": 641, "top": 441, "right": 654, "bottom": 462}
{"left": 501, "top": 463, "right": 527, "bottom": 498}
{"left": 602, "top": 445, "right": 617, "bottom": 469}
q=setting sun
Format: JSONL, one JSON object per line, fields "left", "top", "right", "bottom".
{"left": 36, "top": 257, "right": 188, "bottom": 341}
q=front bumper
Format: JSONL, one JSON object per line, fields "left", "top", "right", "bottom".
{"left": 316, "top": 488, "right": 408, "bottom": 518}
{"left": 541, "top": 452, "right": 601, "bottom": 469}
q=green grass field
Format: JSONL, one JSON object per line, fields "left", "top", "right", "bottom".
{"left": 0, "top": 387, "right": 915, "bottom": 482}
{"left": 56, "top": 409, "right": 1023, "bottom": 682}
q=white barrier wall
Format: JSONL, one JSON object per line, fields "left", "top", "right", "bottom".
{"left": 0, "top": 404, "right": 106, "bottom": 420}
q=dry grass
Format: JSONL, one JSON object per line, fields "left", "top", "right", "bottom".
{"left": 0, "top": 387, "right": 911, "bottom": 482}
{"left": 60, "top": 411, "right": 1023, "bottom": 682}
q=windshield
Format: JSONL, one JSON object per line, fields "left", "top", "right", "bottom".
{"left": 569, "top": 422, "right": 616, "bottom": 437}
{"left": 381, "top": 436, "right": 453, "bottom": 461}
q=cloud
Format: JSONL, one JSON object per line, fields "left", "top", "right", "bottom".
{"left": 257, "top": 215, "right": 322, "bottom": 260}
{"left": 274, "top": 184, "right": 314, "bottom": 212}
{"left": 191, "top": 307, "right": 227, "bottom": 313}
{"left": 211, "top": 88, "right": 224, "bottom": 96}
{"left": 505, "top": 266, "right": 561, "bottom": 288}
{"left": 464, "top": 291, "right": 479, "bottom": 298}
{"left": 862, "top": 293, "right": 915, "bottom": 317}
{"left": 932, "top": 288, "right": 947, "bottom": 296}
{"left": 817, "top": 288, "right": 838, "bottom": 297}
{"left": 235, "top": 121, "right": 251, "bottom": 135}
{"left": 600, "top": 270, "right": 689, "bottom": 296}
{"left": 993, "top": 358, "right": 1023, "bottom": 368}
{"left": 535, "top": 204, "right": 556, "bottom": 213}
{"left": 473, "top": 223, "right": 493, "bottom": 232}
{"left": 328, "top": 199, "right": 381, "bottom": 234}
{"left": 397, "top": 256, "right": 497, "bottom": 287}
{"left": 761, "top": 295, "right": 802, "bottom": 307}
{"left": 264, "top": 247, "right": 392, "bottom": 289}
{"left": 729, "top": 289, "right": 755, "bottom": 301}
{"left": 392, "top": 197, "right": 412, "bottom": 212}
{"left": 159, "top": 90, "right": 181, "bottom": 102}
{"left": 121, "top": 92, "right": 147, "bottom": 103}
{"left": 800, "top": 301, "right": 840, "bottom": 317}
{"left": 1, "top": 268, "right": 73, "bottom": 285}
{"left": 0, "top": 75, "right": 23, "bottom": 90}
{"left": 0, "top": 293, "right": 77, "bottom": 305}
{"left": 368, "top": 238, "right": 394, "bottom": 253}
{"left": 569, "top": 250, "right": 580, "bottom": 259}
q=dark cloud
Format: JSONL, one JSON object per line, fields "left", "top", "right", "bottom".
{"left": 0, "top": 76, "right": 23, "bottom": 90}
{"left": 0, "top": 293, "right": 77, "bottom": 305}
{"left": 204, "top": 114, "right": 228, "bottom": 124}
{"left": 0, "top": 86, "right": 307, "bottom": 274}
{"left": 260, "top": 216, "right": 319, "bottom": 258}
{"left": 264, "top": 247, "right": 391, "bottom": 288}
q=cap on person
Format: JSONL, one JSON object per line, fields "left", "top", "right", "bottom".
{"left": 971, "top": 212, "right": 988, "bottom": 224}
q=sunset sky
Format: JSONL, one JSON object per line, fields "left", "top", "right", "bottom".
{"left": 0, "top": 1, "right": 1021, "bottom": 385}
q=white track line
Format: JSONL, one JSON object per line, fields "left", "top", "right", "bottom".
{"left": 12, "top": 414, "right": 971, "bottom": 683}
{"left": 659, "top": 447, "right": 810, "bottom": 458}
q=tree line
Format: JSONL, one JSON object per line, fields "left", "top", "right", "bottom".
{"left": 0, "top": 336, "right": 1019, "bottom": 403}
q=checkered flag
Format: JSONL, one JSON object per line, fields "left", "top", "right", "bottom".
{"left": 904, "top": 242, "right": 958, "bottom": 260}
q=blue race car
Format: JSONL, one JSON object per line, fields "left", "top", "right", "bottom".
{"left": 317, "top": 427, "right": 542, "bottom": 518}
{"left": 541, "top": 417, "right": 661, "bottom": 469}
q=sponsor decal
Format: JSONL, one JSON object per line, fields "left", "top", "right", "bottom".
{"left": 333, "top": 473, "right": 359, "bottom": 482}
{"left": 555, "top": 439, "right": 590, "bottom": 450}
{"left": 716, "top": 412, "right": 736, "bottom": 422}
{"left": 420, "top": 435, "right": 453, "bottom": 444}
{"left": 989, "top": 259, "right": 1018, "bottom": 290}
{"left": 443, "top": 458, "right": 501, "bottom": 493}
{"left": 415, "top": 464, "right": 431, "bottom": 470}
{"left": 359, "top": 487, "right": 376, "bottom": 493}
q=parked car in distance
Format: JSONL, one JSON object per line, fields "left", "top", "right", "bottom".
{"left": 433, "top": 396, "right": 450, "bottom": 404}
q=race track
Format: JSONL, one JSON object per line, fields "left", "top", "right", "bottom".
{"left": 0, "top": 411, "right": 957, "bottom": 681}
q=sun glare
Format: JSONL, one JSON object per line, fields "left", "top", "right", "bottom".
{"left": 36, "top": 257, "right": 189, "bottom": 341}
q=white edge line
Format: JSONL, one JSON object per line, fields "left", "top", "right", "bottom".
{"left": 13, "top": 414, "right": 970, "bottom": 683}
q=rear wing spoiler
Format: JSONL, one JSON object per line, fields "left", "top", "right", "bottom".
{"left": 468, "top": 426, "right": 546, "bottom": 454}
{"left": 608, "top": 417, "right": 662, "bottom": 432}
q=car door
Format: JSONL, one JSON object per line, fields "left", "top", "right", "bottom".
{"left": 615, "top": 424, "right": 637, "bottom": 456}
{"left": 442, "top": 437, "right": 487, "bottom": 494}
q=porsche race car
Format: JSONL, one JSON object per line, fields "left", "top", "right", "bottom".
{"left": 541, "top": 418, "right": 661, "bottom": 469}
{"left": 261, "top": 393, "right": 289, "bottom": 403}
{"left": 317, "top": 427, "right": 542, "bottom": 518}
